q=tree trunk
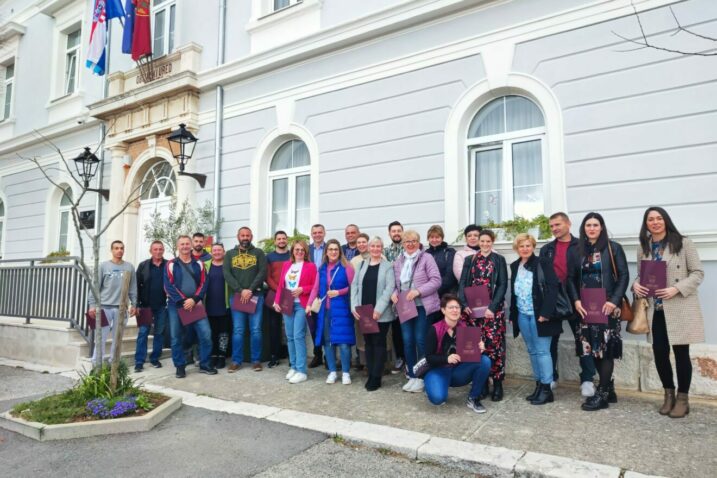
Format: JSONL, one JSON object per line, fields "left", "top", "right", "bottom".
{"left": 110, "top": 271, "right": 132, "bottom": 393}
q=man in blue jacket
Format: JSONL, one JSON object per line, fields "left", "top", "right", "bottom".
{"left": 164, "top": 235, "right": 217, "bottom": 378}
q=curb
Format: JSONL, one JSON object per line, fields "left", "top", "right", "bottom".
{"left": 0, "top": 396, "right": 182, "bottom": 441}
{"left": 142, "top": 384, "right": 664, "bottom": 478}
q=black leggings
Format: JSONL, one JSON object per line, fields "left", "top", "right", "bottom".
{"left": 265, "top": 305, "right": 283, "bottom": 359}
{"left": 652, "top": 310, "right": 692, "bottom": 394}
{"left": 391, "top": 318, "right": 404, "bottom": 360}
{"left": 364, "top": 322, "right": 391, "bottom": 379}
{"left": 594, "top": 357, "right": 614, "bottom": 389}
{"left": 208, "top": 314, "right": 230, "bottom": 357}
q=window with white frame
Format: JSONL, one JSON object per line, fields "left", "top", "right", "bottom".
{"left": 2, "top": 63, "right": 14, "bottom": 120}
{"left": 468, "top": 95, "right": 546, "bottom": 225}
{"left": 64, "top": 29, "right": 81, "bottom": 95}
{"left": 269, "top": 139, "right": 310, "bottom": 235}
{"left": 58, "top": 188, "right": 73, "bottom": 252}
{"left": 140, "top": 161, "right": 176, "bottom": 200}
{"left": 0, "top": 197, "right": 5, "bottom": 259}
{"left": 273, "top": 0, "right": 302, "bottom": 12}
{"left": 152, "top": 0, "right": 176, "bottom": 58}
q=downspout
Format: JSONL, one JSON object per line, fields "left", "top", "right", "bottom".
{"left": 213, "top": 0, "right": 227, "bottom": 226}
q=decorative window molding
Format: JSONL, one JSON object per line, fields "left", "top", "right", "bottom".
{"left": 63, "top": 28, "right": 81, "bottom": 95}
{"left": 247, "top": 0, "right": 322, "bottom": 54}
{"left": 444, "top": 73, "right": 566, "bottom": 239}
{"left": 268, "top": 139, "right": 311, "bottom": 235}
{"left": 44, "top": 182, "right": 78, "bottom": 255}
{"left": 250, "top": 123, "right": 319, "bottom": 239}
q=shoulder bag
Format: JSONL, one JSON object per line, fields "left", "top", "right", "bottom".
{"left": 310, "top": 265, "right": 340, "bottom": 313}
{"left": 607, "top": 241, "right": 633, "bottom": 322}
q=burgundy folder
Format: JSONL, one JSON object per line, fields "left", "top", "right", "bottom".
{"left": 396, "top": 290, "right": 418, "bottom": 323}
{"left": 356, "top": 304, "right": 379, "bottom": 334}
{"left": 231, "top": 294, "right": 258, "bottom": 314}
{"left": 178, "top": 303, "right": 207, "bottom": 326}
{"left": 86, "top": 310, "right": 109, "bottom": 329}
{"left": 640, "top": 261, "right": 667, "bottom": 298}
{"left": 136, "top": 308, "right": 154, "bottom": 327}
{"left": 580, "top": 288, "right": 608, "bottom": 325}
{"left": 265, "top": 289, "right": 276, "bottom": 308}
{"left": 464, "top": 284, "right": 490, "bottom": 318}
{"left": 456, "top": 327, "right": 483, "bottom": 362}
{"left": 279, "top": 290, "right": 296, "bottom": 315}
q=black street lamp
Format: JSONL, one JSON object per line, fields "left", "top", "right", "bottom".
{"left": 73, "top": 147, "right": 110, "bottom": 200}
{"left": 167, "top": 123, "right": 206, "bottom": 188}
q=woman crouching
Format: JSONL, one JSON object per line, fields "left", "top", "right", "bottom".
{"left": 424, "top": 294, "right": 492, "bottom": 413}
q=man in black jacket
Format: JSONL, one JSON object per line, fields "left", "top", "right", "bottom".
{"left": 134, "top": 240, "right": 168, "bottom": 372}
{"left": 539, "top": 212, "right": 596, "bottom": 397}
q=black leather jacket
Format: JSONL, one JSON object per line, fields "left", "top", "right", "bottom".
{"left": 425, "top": 241, "right": 457, "bottom": 297}
{"left": 136, "top": 258, "right": 167, "bottom": 308}
{"left": 457, "top": 251, "right": 508, "bottom": 313}
{"left": 509, "top": 255, "right": 561, "bottom": 338}
{"left": 566, "top": 240, "right": 629, "bottom": 307}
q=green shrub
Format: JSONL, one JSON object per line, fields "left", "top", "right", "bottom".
{"left": 75, "top": 361, "right": 137, "bottom": 401}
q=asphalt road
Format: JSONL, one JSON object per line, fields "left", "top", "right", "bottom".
{"left": 0, "top": 366, "right": 474, "bottom": 478}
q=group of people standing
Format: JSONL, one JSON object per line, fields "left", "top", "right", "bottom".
{"left": 89, "top": 206, "right": 704, "bottom": 418}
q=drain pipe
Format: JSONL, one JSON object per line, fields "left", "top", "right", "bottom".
{"left": 213, "top": 0, "right": 227, "bottom": 226}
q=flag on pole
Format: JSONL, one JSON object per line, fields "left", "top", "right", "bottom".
{"left": 86, "top": 0, "right": 125, "bottom": 76}
{"left": 121, "top": 0, "right": 135, "bottom": 54}
{"left": 131, "top": 0, "right": 152, "bottom": 61}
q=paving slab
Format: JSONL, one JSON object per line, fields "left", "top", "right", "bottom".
{"left": 137, "top": 361, "right": 717, "bottom": 477}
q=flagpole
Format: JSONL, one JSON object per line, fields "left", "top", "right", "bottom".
{"left": 95, "top": 21, "right": 111, "bottom": 238}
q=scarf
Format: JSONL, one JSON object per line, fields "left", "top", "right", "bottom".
{"left": 434, "top": 318, "right": 467, "bottom": 353}
{"left": 400, "top": 250, "right": 419, "bottom": 285}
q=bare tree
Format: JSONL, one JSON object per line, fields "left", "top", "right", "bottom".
{"left": 614, "top": 2, "right": 717, "bottom": 56}
{"left": 21, "top": 130, "right": 153, "bottom": 372}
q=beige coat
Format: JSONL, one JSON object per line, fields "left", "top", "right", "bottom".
{"left": 635, "top": 237, "right": 704, "bottom": 345}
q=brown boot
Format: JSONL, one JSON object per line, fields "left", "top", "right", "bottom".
{"left": 669, "top": 392, "right": 689, "bottom": 418}
{"left": 659, "top": 389, "right": 675, "bottom": 415}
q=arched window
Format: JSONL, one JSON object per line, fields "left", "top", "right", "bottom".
{"left": 58, "top": 188, "right": 72, "bottom": 251}
{"left": 468, "top": 95, "right": 546, "bottom": 225}
{"left": 268, "top": 139, "right": 310, "bottom": 235}
{"left": 140, "top": 161, "right": 176, "bottom": 200}
{"left": 0, "top": 197, "right": 5, "bottom": 259}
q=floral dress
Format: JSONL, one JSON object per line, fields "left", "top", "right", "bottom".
{"left": 467, "top": 253, "right": 506, "bottom": 381}
{"left": 578, "top": 245, "right": 622, "bottom": 360}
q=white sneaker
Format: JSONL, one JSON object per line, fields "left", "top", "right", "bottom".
{"left": 289, "top": 372, "right": 307, "bottom": 384}
{"left": 326, "top": 371, "right": 337, "bottom": 384}
{"left": 402, "top": 378, "right": 414, "bottom": 391}
{"left": 285, "top": 369, "right": 296, "bottom": 380}
{"left": 409, "top": 378, "right": 424, "bottom": 393}
{"left": 581, "top": 381, "right": 595, "bottom": 397}
{"left": 342, "top": 373, "right": 351, "bottom": 385}
{"left": 392, "top": 358, "right": 404, "bottom": 374}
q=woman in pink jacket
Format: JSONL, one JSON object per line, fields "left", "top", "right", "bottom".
{"left": 452, "top": 225, "right": 482, "bottom": 281}
{"left": 273, "top": 240, "right": 317, "bottom": 384}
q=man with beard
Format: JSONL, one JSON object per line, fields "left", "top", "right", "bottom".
{"left": 265, "top": 230, "right": 290, "bottom": 368}
{"left": 383, "top": 220, "right": 406, "bottom": 374}
{"left": 224, "top": 227, "right": 267, "bottom": 372}
{"left": 192, "top": 232, "right": 212, "bottom": 262}
{"left": 342, "top": 224, "right": 360, "bottom": 261}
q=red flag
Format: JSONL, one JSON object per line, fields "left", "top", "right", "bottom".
{"left": 131, "top": 0, "right": 151, "bottom": 60}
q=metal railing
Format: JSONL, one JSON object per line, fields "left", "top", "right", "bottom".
{"left": 0, "top": 256, "right": 92, "bottom": 349}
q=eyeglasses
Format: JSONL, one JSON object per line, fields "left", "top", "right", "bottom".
{"left": 403, "top": 240, "right": 418, "bottom": 245}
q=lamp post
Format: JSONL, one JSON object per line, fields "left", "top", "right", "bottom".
{"left": 167, "top": 123, "right": 206, "bottom": 188}
{"left": 73, "top": 147, "right": 110, "bottom": 200}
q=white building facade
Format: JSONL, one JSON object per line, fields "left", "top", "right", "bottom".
{"left": 0, "top": 0, "right": 716, "bottom": 391}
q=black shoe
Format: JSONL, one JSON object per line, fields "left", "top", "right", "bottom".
{"left": 525, "top": 381, "right": 541, "bottom": 401}
{"left": 607, "top": 379, "right": 618, "bottom": 404}
{"left": 365, "top": 376, "right": 381, "bottom": 392}
{"left": 268, "top": 357, "right": 280, "bottom": 368}
{"left": 215, "top": 357, "right": 226, "bottom": 369}
{"left": 309, "top": 354, "right": 323, "bottom": 369}
{"left": 200, "top": 366, "right": 218, "bottom": 375}
{"left": 176, "top": 366, "right": 186, "bottom": 378}
{"left": 150, "top": 361, "right": 162, "bottom": 368}
{"left": 134, "top": 364, "right": 143, "bottom": 373}
{"left": 582, "top": 386, "right": 609, "bottom": 411}
{"left": 530, "top": 383, "right": 554, "bottom": 405}
{"left": 466, "top": 396, "right": 487, "bottom": 414}
{"left": 491, "top": 379, "right": 504, "bottom": 402}
{"left": 209, "top": 357, "right": 216, "bottom": 369}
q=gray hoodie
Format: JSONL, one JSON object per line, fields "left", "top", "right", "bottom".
{"left": 87, "top": 260, "right": 138, "bottom": 308}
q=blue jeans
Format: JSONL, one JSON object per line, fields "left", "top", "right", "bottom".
{"left": 284, "top": 302, "right": 307, "bottom": 374}
{"left": 424, "top": 356, "right": 492, "bottom": 405}
{"left": 518, "top": 312, "right": 554, "bottom": 384}
{"left": 401, "top": 305, "right": 428, "bottom": 378}
{"left": 135, "top": 307, "right": 167, "bottom": 366}
{"left": 325, "top": 343, "right": 352, "bottom": 373}
{"left": 231, "top": 295, "right": 264, "bottom": 364}
{"left": 167, "top": 304, "right": 212, "bottom": 368}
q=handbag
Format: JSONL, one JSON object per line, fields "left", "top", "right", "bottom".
{"left": 627, "top": 296, "right": 649, "bottom": 334}
{"left": 311, "top": 266, "right": 340, "bottom": 313}
{"left": 606, "top": 241, "right": 633, "bottom": 322}
{"left": 536, "top": 262, "right": 572, "bottom": 319}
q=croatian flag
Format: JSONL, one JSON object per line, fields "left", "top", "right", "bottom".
{"left": 86, "top": 0, "right": 125, "bottom": 76}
